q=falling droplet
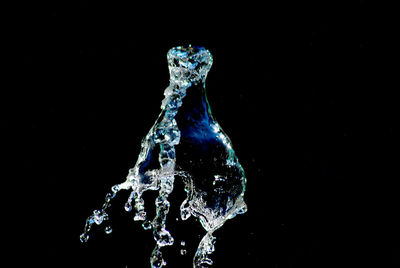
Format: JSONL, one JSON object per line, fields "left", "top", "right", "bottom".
{"left": 80, "top": 233, "right": 89, "bottom": 243}
{"left": 104, "top": 226, "right": 112, "bottom": 234}
{"left": 142, "top": 220, "right": 152, "bottom": 230}
{"left": 180, "top": 249, "right": 187, "bottom": 255}
{"left": 124, "top": 201, "right": 132, "bottom": 212}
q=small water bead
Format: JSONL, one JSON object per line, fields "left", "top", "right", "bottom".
{"left": 80, "top": 233, "right": 89, "bottom": 243}
{"left": 181, "top": 241, "right": 186, "bottom": 246}
{"left": 104, "top": 226, "right": 112, "bottom": 234}
{"left": 124, "top": 201, "right": 132, "bottom": 212}
{"left": 142, "top": 220, "right": 152, "bottom": 230}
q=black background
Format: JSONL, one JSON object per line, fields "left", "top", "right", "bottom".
{"left": 11, "top": 1, "right": 397, "bottom": 268}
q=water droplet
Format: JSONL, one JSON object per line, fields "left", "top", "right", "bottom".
{"left": 124, "top": 201, "right": 132, "bottom": 212}
{"left": 142, "top": 220, "right": 152, "bottom": 230}
{"left": 80, "top": 233, "right": 89, "bottom": 243}
{"left": 180, "top": 249, "right": 187, "bottom": 255}
{"left": 181, "top": 240, "right": 186, "bottom": 246}
{"left": 104, "top": 226, "right": 112, "bottom": 234}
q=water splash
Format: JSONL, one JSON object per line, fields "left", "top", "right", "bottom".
{"left": 80, "top": 45, "right": 247, "bottom": 268}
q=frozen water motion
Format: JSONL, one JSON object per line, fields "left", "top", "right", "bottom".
{"left": 80, "top": 45, "right": 247, "bottom": 268}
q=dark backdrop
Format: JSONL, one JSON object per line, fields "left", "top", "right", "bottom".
{"left": 12, "top": 1, "right": 397, "bottom": 268}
